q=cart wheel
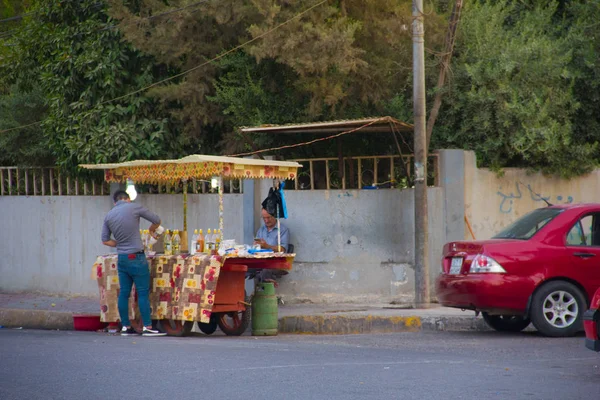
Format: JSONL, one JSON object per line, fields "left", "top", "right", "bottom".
{"left": 158, "top": 319, "right": 194, "bottom": 337}
{"left": 198, "top": 314, "right": 218, "bottom": 335}
{"left": 217, "top": 296, "right": 251, "bottom": 336}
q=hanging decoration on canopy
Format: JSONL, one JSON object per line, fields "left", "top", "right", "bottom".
{"left": 80, "top": 155, "right": 301, "bottom": 184}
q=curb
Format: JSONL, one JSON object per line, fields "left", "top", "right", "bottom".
{"left": 279, "top": 315, "right": 422, "bottom": 334}
{"left": 279, "top": 315, "right": 490, "bottom": 334}
{"left": 0, "top": 308, "right": 74, "bottom": 331}
{"left": 0, "top": 308, "right": 490, "bottom": 334}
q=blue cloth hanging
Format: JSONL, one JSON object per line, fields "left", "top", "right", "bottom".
{"left": 279, "top": 181, "right": 288, "bottom": 219}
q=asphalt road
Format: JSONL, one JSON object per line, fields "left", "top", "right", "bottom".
{"left": 0, "top": 329, "right": 598, "bottom": 400}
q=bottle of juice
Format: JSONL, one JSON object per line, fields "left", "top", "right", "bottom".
{"left": 145, "top": 230, "right": 153, "bottom": 253}
{"left": 164, "top": 229, "right": 172, "bottom": 255}
{"left": 172, "top": 229, "right": 181, "bottom": 255}
{"left": 214, "top": 236, "right": 221, "bottom": 255}
{"left": 196, "top": 229, "right": 205, "bottom": 254}
{"left": 205, "top": 229, "right": 212, "bottom": 252}
{"left": 211, "top": 228, "right": 218, "bottom": 251}
{"left": 190, "top": 229, "right": 198, "bottom": 255}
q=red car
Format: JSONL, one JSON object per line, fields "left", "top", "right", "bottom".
{"left": 436, "top": 204, "right": 600, "bottom": 337}
{"left": 584, "top": 287, "right": 600, "bottom": 351}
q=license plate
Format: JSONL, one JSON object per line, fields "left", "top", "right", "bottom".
{"left": 449, "top": 257, "right": 463, "bottom": 274}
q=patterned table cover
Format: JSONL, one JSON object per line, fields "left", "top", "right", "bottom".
{"left": 91, "top": 253, "right": 295, "bottom": 324}
{"left": 92, "top": 254, "right": 221, "bottom": 324}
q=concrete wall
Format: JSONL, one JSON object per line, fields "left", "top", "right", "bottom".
{"left": 0, "top": 196, "right": 110, "bottom": 295}
{"left": 7, "top": 149, "right": 596, "bottom": 303}
{"left": 464, "top": 150, "right": 600, "bottom": 240}
{"left": 256, "top": 180, "right": 445, "bottom": 303}
{"left": 438, "top": 149, "right": 465, "bottom": 243}
{"left": 0, "top": 194, "right": 245, "bottom": 295}
{"left": 0, "top": 184, "right": 446, "bottom": 303}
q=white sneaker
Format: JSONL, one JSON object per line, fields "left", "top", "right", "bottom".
{"left": 142, "top": 327, "right": 167, "bottom": 337}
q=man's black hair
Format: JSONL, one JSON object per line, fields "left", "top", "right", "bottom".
{"left": 113, "top": 190, "right": 130, "bottom": 203}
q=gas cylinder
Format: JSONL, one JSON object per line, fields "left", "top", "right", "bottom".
{"left": 251, "top": 282, "right": 278, "bottom": 336}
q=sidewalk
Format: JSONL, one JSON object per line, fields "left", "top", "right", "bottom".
{"left": 0, "top": 292, "right": 491, "bottom": 334}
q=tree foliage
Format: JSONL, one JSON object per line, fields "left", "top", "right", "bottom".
{"left": 0, "top": 0, "right": 50, "bottom": 167}
{"left": 435, "top": 0, "right": 600, "bottom": 177}
{"left": 109, "top": 0, "right": 446, "bottom": 155}
{"left": 2, "top": 0, "right": 599, "bottom": 178}
{"left": 0, "top": 86, "right": 53, "bottom": 166}
{"left": 1, "top": 0, "right": 187, "bottom": 172}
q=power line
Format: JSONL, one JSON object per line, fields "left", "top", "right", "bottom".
{"left": 0, "top": 121, "right": 42, "bottom": 134}
{"left": 0, "top": 13, "right": 35, "bottom": 23}
{"left": 100, "top": 0, "right": 327, "bottom": 106}
{"left": 0, "top": 0, "right": 328, "bottom": 135}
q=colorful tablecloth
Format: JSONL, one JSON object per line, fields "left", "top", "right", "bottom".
{"left": 92, "top": 254, "right": 221, "bottom": 324}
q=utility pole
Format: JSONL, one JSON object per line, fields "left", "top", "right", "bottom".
{"left": 412, "top": 0, "right": 430, "bottom": 306}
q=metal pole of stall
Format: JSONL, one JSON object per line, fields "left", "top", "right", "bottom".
{"left": 218, "top": 176, "right": 224, "bottom": 241}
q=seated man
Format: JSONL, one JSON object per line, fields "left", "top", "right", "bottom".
{"left": 253, "top": 208, "right": 290, "bottom": 284}
{"left": 254, "top": 208, "right": 289, "bottom": 252}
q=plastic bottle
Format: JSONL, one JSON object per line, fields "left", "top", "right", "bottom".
{"left": 139, "top": 229, "right": 144, "bottom": 253}
{"left": 173, "top": 229, "right": 181, "bottom": 255}
{"left": 164, "top": 229, "right": 173, "bottom": 255}
{"left": 190, "top": 229, "right": 198, "bottom": 255}
{"left": 142, "top": 229, "right": 149, "bottom": 252}
{"left": 212, "top": 228, "right": 219, "bottom": 251}
{"left": 214, "top": 236, "right": 221, "bottom": 255}
{"left": 196, "top": 229, "right": 205, "bottom": 254}
{"left": 145, "top": 230, "right": 153, "bottom": 253}
{"left": 205, "top": 229, "right": 212, "bottom": 252}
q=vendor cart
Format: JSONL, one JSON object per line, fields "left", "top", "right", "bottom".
{"left": 82, "top": 154, "right": 300, "bottom": 336}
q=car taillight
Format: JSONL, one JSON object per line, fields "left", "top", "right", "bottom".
{"left": 469, "top": 255, "right": 506, "bottom": 273}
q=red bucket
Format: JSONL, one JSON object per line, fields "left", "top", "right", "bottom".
{"left": 73, "top": 314, "right": 107, "bottom": 331}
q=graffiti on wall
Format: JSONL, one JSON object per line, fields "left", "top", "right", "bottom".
{"left": 497, "top": 182, "right": 573, "bottom": 214}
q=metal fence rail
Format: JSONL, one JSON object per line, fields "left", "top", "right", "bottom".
{"left": 289, "top": 154, "right": 439, "bottom": 190}
{"left": 1, "top": 154, "right": 437, "bottom": 195}
{"left": 0, "top": 167, "right": 244, "bottom": 196}
{"left": 0, "top": 167, "right": 110, "bottom": 196}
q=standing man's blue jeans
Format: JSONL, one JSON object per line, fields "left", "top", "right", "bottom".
{"left": 117, "top": 253, "right": 152, "bottom": 327}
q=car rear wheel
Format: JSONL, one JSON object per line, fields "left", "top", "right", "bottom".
{"left": 482, "top": 313, "right": 531, "bottom": 332}
{"left": 530, "top": 281, "right": 586, "bottom": 337}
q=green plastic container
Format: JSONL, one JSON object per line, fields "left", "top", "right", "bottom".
{"left": 252, "top": 282, "right": 278, "bottom": 336}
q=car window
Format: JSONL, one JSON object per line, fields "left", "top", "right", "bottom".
{"left": 493, "top": 208, "right": 563, "bottom": 240}
{"left": 566, "top": 217, "right": 588, "bottom": 245}
{"left": 566, "top": 215, "right": 598, "bottom": 246}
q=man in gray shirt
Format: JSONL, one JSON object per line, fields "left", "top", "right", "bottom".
{"left": 102, "top": 190, "right": 165, "bottom": 336}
